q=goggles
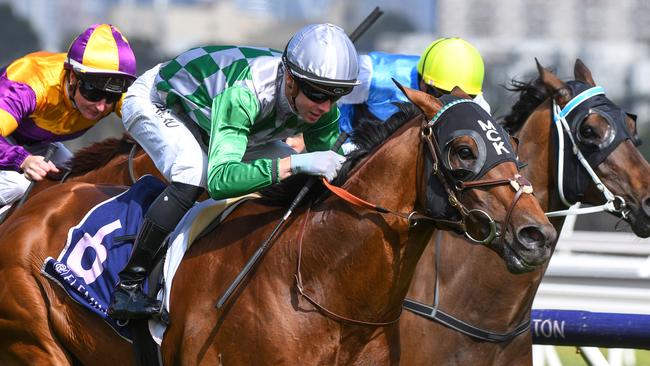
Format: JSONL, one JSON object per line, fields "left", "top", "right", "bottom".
{"left": 295, "top": 77, "right": 352, "bottom": 104}
{"left": 77, "top": 79, "right": 122, "bottom": 104}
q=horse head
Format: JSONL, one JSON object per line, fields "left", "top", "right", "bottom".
{"left": 396, "top": 83, "right": 556, "bottom": 273}
{"left": 535, "top": 59, "right": 650, "bottom": 237}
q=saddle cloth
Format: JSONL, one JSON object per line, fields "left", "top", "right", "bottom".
{"left": 41, "top": 175, "right": 257, "bottom": 342}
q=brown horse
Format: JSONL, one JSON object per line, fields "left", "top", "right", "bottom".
{"left": 399, "top": 59, "right": 650, "bottom": 366}
{"left": 0, "top": 135, "right": 160, "bottom": 222}
{"left": 34, "top": 134, "right": 161, "bottom": 194}
{"left": 0, "top": 86, "right": 555, "bottom": 365}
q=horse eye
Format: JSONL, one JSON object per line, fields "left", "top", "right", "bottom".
{"left": 579, "top": 124, "right": 598, "bottom": 140}
{"left": 457, "top": 146, "right": 475, "bottom": 160}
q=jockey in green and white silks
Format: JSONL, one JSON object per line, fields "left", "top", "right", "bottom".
{"left": 338, "top": 38, "right": 491, "bottom": 135}
{"left": 109, "top": 23, "right": 360, "bottom": 320}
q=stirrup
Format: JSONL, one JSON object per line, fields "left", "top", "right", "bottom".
{"left": 108, "top": 283, "right": 161, "bottom": 320}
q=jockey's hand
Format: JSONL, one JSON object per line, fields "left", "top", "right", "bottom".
{"left": 290, "top": 151, "right": 346, "bottom": 182}
{"left": 20, "top": 155, "right": 59, "bottom": 181}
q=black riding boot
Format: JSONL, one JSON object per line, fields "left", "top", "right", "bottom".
{"left": 108, "top": 218, "right": 168, "bottom": 319}
{"left": 108, "top": 182, "right": 204, "bottom": 319}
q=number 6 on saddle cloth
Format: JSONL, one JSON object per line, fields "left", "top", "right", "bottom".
{"left": 40, "top": 175, "right": 256, "bottom": 342}
{"left": 41, "top": 176, "right": 165, "bottom": 341}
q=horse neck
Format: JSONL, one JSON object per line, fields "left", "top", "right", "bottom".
{"left": 515, "top": 100, "right": 567, "bottom": 230}
{"left": 303, "top": 119, "right": 433, "bottom": 323}
{"left": 67, "top": 152, "right": 154, "bottom": 186}
{"left": 437, "top": 232, "right": 544, "bottom": 333}
{"left": 345, "top": 121, "right": 424, "bottom": 214}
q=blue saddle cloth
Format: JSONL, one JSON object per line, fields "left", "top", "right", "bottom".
{"left": 41, "top": 175, "right": 165, "bottom": 341}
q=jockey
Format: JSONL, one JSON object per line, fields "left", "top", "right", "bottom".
{"left": 108, "top": 23, "right": 360, "bottom": 319}
{"left": 337, "top": 37, "right": 490, "bottom": 135}
{"left": 0, "top": 24, "right": 136, "bottom": 210}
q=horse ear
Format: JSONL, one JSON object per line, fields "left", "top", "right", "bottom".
{"left": 574, "top": 58, "right": 596, "bottom": 86}
{"left": 536, "top": 58, "right": 572, "bottom": 108}
{"left": 393, "top": 78, "right": 443, "bottom": 119}
{"left": 450, "top": 86, "right": 472, "bottom": 100}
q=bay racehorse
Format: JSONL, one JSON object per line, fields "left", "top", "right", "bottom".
{"left": 29, "top": 134, "right": 160, "bottom": 196}
{"left": 0, "top": 135, "right": 160, "bottom": 222}
{"left": 398, "top": 59, "right": 650, "bottom": 366}
{"left": 0, "top": 85, "right": 555, "bottom": 365}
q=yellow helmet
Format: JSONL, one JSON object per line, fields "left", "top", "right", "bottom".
{"left": 416, "top": 37, "right": 484, "bottom": 96}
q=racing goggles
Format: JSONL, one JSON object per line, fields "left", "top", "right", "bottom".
{"left": 77, "top": 79, "right": 122, "bottom": 104}
{"left": 295, "top": 78, "right": 353, "bottom": 104}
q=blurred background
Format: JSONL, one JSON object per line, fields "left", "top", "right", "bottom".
{"left": 2, "top": 0, "right": 650, "bottom": 233}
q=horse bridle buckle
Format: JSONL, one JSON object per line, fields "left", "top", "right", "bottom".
{"left": 510, "top": 174, "right": 533, "bottom": 194}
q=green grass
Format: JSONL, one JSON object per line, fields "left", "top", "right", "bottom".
{"left": 554, "top": 347, "right": 650, "bottom": 365}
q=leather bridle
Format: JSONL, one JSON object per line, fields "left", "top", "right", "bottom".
{"left": 294, "top": 109, "right": 534, "bottom": 326}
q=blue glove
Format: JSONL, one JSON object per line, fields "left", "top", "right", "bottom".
{"left": 290, "top": 151, "right": 346, "bottom": 181}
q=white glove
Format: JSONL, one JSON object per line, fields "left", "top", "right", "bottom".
{"left": 290, "top": 151, "right": 346, "bottom": 181}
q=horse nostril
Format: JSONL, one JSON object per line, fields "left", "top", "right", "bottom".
{"left": 516, "top": 226, "right": 548, "bottom": 248}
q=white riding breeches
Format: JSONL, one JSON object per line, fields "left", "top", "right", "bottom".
{"left": 0, "top": 141, "right": 72, "bottom": 205}
{"left": 122, "top": 64, "right": 209, "bottom": 188}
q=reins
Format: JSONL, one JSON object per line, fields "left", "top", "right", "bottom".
{"left": 294, "top": 203, "right": 402, "bottom": 326}
{"left": 321, "top": 178, "right": 460, "bottom": 231}
{"left": 300, "top": 114, "right": 534, "bottom": 329}
{"left": 127, "top": 142, "right": 139, "bottom": 184}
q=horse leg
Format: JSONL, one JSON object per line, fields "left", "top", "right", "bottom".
{"left": 0, "top": 269, "right": 73, "bottom": 365}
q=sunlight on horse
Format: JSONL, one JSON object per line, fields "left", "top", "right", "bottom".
{"left": 399, "top": 59, "right": 650, "bottom": 366}
{"left": 0, "top": 86, "right": 554, "bottom": 365}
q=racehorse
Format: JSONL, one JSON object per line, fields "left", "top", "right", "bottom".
{"left": 398, "top": 59, "right": 650, "bottom": 366}
{"left": 0, "top": 85, "right": 555, "bottom": 365}
{"left": 0, "top": 135, "right": 160, "bottom": 222}
{"left": 32, "top": 134, "right": 161, "bottom": 195}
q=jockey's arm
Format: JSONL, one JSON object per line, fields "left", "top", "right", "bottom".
{"left": 0, "top": 107, "right": 58, "bottom": 179}
{"left": 0, "top": 108, "right": 30, "bottom": 172}
{"left": 207, "top": 87, "right": 283, "bottom": 200}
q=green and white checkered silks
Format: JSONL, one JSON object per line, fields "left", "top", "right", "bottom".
{"left": 155, "top": 46, "right": 282, "bottom": 130}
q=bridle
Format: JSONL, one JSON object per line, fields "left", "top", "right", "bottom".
{"left": 325, "top": 100, "right": 534, "bottom": 246}
{"left": 295, "top": 100, "right": 535, "bottom": 326}
{"left": 546, "top": 85, "right": 629, "bottom": 218}
{"left": 418, "top": 99, "right": 534, "bottom": 246}
{"left": 401, "top": 86, "right": 638, "bottom": 342}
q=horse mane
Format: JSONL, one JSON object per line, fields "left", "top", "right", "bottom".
{"left": 257, "top": 102, "right": 421, "bottom": 206}
{"left": 337, "top": 102, "right": 420, "bottom": 181}
{"left": 500, "top": 76, "right": 548, "bottom": 134}
{"left": 66, "top": 133, "right": 136, "bottom": 177}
